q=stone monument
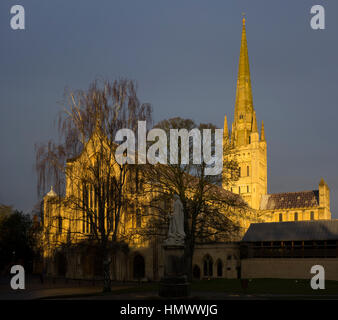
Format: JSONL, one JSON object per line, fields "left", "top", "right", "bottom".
{"left": 159, "top": 195, "right": 190, "bottom": 297}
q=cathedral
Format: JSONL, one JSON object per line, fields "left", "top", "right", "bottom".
{"left": 223, "top": 17, "right": 331, "bottom": 222}
{"left": 42, "top": 17, "right": 332, "bottom": 282}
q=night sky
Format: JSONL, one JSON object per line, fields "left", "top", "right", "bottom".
{"left": 1, "top": 0, "right": 338, "bottom": 218}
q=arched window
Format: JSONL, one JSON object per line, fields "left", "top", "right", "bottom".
{"left": 136, "top": 209, "right": 141, "bottom": 228}
{"left": 279, "top": 213, "right": 283, "bottom": 222}
{"left": 294, "top": 212, "right": 298, "bottom": 221}
{"left": 247, "top": 166, "right": 250, "bottom": 176}
{"left": 216, "top": 259, "right": 223, "bottom": 277}
{"left": 203, "top": 255, "right": 213, "bottom": 277}
{"left": 238, "top": 167, "right": 241, "bottom": 177}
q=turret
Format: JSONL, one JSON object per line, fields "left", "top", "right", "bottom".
{"left": 260, "top": 120, "right": 265, "bottom": 141}
{"left": 319, "top": 178, "right": 330, "bottom": 219}
{"left": 223, "top": 114, "right": 229, "bottom": 142}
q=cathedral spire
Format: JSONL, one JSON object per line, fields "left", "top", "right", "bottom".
{"left": 234, "top": 16, "right": 253, "bottom": 120}
{"left": 231, "top": 17, "right": 255, "bottom": 147}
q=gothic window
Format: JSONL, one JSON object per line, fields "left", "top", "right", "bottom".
{"left": 294, "top": 212, "right": 298, "bottom": 221}
{"left": 238, "top": 186, "right": 241, "bottom": 194}
{"left": 216, "top": 259, "right": 223, "bottom": 277}
{"left": 203, "top": 255, "right": 213, "bottom": 277}
{"left": 238, "top": 167, "right": 241, "bottom": 177}
{"left": 279, "top": 213, "right": 283, "bottom": 222}
{"left": 239, "top": 115, "right": 244, "bottom": 120}
{"left": 136, "top": 209, "right": 141, "bottom": 228}
{"left": 247, "top": 186, "right": 249, "bottom": 193}
{"left": 310, "top": 211, "right": 315, "bottom": 220}
{"left": 247, "top": 166, "right": 250, "bottom": 176}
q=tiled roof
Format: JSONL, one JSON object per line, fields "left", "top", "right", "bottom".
{"left": 242, "top": 220, "right": 338, "bottom": 242}
{"left": 259, "top": 190, "right": 319, "bottom": 210}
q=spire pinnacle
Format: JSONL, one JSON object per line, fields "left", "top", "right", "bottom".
{"left": 260, "top": 120, "right": 265, "bottom": 141}
{"left": 223, "top": 114, "right": 229, "bottom": 140}
{"left": 47, "top": 186, "right": 57, "bottom": 197}
{"left": 252, "top": 111, "right": 258, "bottom": 133}
{"left": 242, "top": 12, "right": 246, "bottom": 25}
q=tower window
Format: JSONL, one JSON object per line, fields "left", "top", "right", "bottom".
{"left": 239, "top": 115, "right": 244, "bottom": 119}
{"left": 238, "top": 167, "right": 241, "bottom": 177}
{"left": 279, "top": 213, "right": 283, "bottom": 222}
{"left": 247, "top": 166, "right": 250, "bottom": 176}
{"left": 294, "top": 212, "right": 298, "bottom": 221}
{"left": 247, "top": 186, "right": 249, "bottom": 193}
{"left": 239, "top": 186, "right": 241, "bottom": 194}
{"left": 136, "top": 209, "right": 141, "bottom": 228}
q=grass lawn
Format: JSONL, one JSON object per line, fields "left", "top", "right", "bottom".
{"left": 107, "top": 278, "right": 338, "bottom": 296}
{"left": 191, "top": 278, "right": 338, "bottom": 295}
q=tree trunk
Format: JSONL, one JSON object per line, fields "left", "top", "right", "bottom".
{"left": 102, "top": 249, "right": 112, "bottom": 292}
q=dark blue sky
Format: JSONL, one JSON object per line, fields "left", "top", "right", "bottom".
{"left": 1, "top": 0, "right": 338, "bottom": 218}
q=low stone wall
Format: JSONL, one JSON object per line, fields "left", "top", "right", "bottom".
{"left": 241, "top": 258, "right": 338, "bottom": 280}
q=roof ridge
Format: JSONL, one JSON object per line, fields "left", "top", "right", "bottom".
{"left": 268, "top": 190, "right": 318, "bottom": 196}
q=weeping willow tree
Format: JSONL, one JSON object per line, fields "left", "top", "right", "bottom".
{"left": 35, "top": 79, "right": 152, "bottom": 291}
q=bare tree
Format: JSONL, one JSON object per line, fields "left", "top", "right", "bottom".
{"left": 137, "top": 117, "right": 251, "bottom": 281}
{"left": 35, "top": 79, "right": 152, "bottom": 291}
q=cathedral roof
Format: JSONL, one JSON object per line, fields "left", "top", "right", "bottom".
{"left": 242, "top": 220, "right": 338, "bottom": 242}
{"left": 259, "top": 190, "right": 319, "bottom": 210}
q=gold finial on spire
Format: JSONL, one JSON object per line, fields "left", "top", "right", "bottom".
{"left": 242, "top": 12, "right": 246, "bottom": 25}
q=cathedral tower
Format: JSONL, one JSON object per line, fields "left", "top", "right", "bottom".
{"left": 223, "top": 17, "right": 267, "bottom": 210}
